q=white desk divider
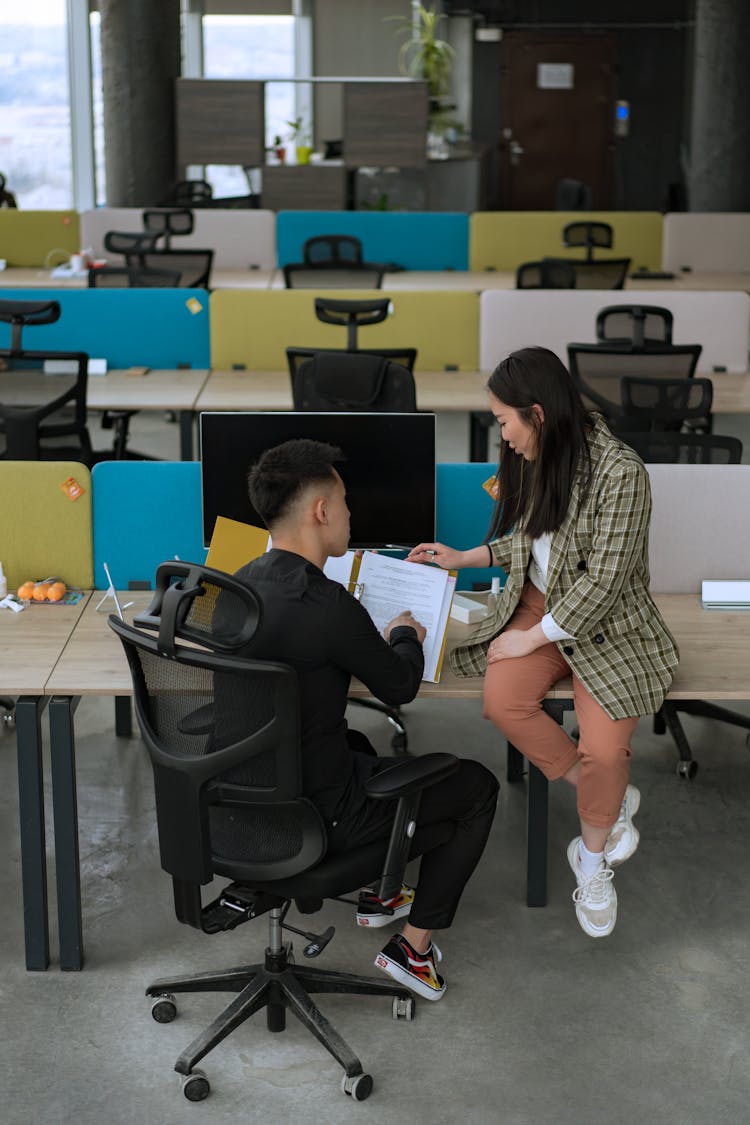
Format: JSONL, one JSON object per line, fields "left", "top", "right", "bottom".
{"left": 479, "top": 289, "right": 750, "bottom": 374}
{"left": 663, "top": 213, "right": 750, "bottom": 274}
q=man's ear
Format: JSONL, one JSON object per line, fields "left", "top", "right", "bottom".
{"left": 312, "top": 495, "right": 328, "bottom": 526}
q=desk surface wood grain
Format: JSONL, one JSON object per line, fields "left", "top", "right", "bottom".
{"left": 42, "top": 591, "right": 750, "bottom": 703}
{"left": 0, "top": 593, "right": 91, "bottom": 695}
{"left": 0, "top": 369, "right": 210, "bottom": 412}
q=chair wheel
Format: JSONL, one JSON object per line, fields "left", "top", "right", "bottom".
{"left": 676, "top": 759, "right": 698, "bottom": 780}
{"left": 392, "top": 995, "right": 415, "bottom": 1020}
{"left": 182, "top": 1069, "right": 210, "bottom": 1101}
{"left": 2, "top": 709, "right": 15, "bottom": 731}
{"left": 150, "top": 993, "right": 177, "bottom": 1023}
{"left": 341, "top": 1072, "right": 373, "bottom": 1101}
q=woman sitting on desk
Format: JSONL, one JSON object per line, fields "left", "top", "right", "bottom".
{"left": 408, "top": 346, "right": 679, "bottom": 939}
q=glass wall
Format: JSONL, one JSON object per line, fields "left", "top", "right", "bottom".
{"left": 0, "top": 0, "right": 72, "bottom": 208}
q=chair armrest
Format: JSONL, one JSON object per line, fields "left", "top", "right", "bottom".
{"left": 364, "top": 752, "right": 458, "bottom": 801}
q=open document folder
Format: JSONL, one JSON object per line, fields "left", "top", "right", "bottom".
{"left": 206, "top": 518, "right": 455, "bottom": 684}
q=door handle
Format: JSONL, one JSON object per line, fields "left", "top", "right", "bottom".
{"left": 509, "top": 140, "right": 525, "bottom": 165}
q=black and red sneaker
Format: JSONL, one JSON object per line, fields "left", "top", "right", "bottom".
{"left": 356, "top": 884, "right": 415, "bottom": 928}
{"left": 374, "top": 934, "right": 446, "bottom": 1001}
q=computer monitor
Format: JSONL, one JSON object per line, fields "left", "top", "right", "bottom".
{"left": 200, "top": 412, "right": 436, "bottom": 550}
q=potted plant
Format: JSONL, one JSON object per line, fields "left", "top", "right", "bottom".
{"left": 388, "top": 3, "right": 455, "bottom": 158}
{"left": 286, "top": 117, "right": 314, "bottom": 165}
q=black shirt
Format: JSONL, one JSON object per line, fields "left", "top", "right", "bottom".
{"left": 232, "top": 549, "right": 424, "bottom": 821}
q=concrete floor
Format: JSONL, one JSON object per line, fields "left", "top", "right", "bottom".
{"left": 2, "top": 408, "right": 750, "bottom": 1124}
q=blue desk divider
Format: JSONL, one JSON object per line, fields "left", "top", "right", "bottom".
{"left": 436, "top": 462, "right": 502, "bottom": 591}
{"left": 92, "top": 462, "right": 207, "bottom": 589}
{"left": 0, "top": 289, "right": 210, "bottom": 368}
{"left": 276, "top": 212, "right": 470, "bottom": 271}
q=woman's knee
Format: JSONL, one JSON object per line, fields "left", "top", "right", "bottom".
{"left": 577, "top": 737, "right": 632, "bottom": 773}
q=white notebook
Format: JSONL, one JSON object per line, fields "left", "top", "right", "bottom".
{"left": 701, "top": 580, "right": 750, "bottom": 609}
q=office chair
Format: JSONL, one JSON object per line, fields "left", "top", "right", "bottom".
{"left": 555, "top": 178, "right": 592, "bottom": 210}
{"left": 617, "top": 430, "right": 742, "bottom": 465}
{"left": 566, "top": 342, "right": 703, "bottom": 427}
{"left": 596, "top": 304, "right": 673, "bottom": 347}
{"left": 0, "top": 299, "right": 93, "bottom": 464}
{"left": 293, "top": 350, "right": 416, "bottom": 412}
{"left": 142, "top": 207, "right": 194, "bottom": 249}
{"left": 87, "top": 265, "right": 182, "bottom": 288}
{"left": 515, "top": 260, "right": 576, "bottom": 289}
{"left": 283, "top": 234, "right": 386, "bottom": 288}
{"left": 109, "top": 561, "right": 459, "bottom": 1102}
{"left": 561, "top": 220, "right": 614, "bottom": 261}
{"left": 136, "top": 249, "right": 213, "bottom": 290}
{"left": 103, "top": 230, "right": 161, "bottom": 258}
{"left": 286, "top": 297, "right": 418, "bottom": 394}
{"left": 617, "top": 375, "right": 714, "bottom": 435}
{"left": 545, "top": 257, "right": 632, "bottom": 289}
{"left": 169, "top": 179, "right": 214, "bottom": 207}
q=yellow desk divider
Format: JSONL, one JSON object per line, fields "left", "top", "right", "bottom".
{"left": 210, "top": 288, "right": 480, "bottom": 372}
{"left": 0, "top": 461, "right": 93, "bottom": 591}
{"left": 0, "top": 210, "right": 80, "bottom": 268}
{"left": 469, "top": 211, "right": 664, "bottom": 273}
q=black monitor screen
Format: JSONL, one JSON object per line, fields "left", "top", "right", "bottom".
{"left": 200, "top": 412, "right": 436, "bottom": 549}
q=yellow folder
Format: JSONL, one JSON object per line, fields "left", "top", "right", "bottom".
{"left": 206, "top": 516, "right": 270, "bottom": 575}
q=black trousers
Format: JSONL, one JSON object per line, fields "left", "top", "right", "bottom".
{"left": 326, "top": 739, "right": 500, "bottom": 932}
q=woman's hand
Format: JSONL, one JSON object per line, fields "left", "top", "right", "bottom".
{"left": 487, "top": 625, "right": 547, "bottom": 664}
{"left": 406, "top": 542, "right": 464, "bottom": 570}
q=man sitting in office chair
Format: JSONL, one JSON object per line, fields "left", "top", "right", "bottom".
{"left": 229, "top": 439, "right": 499, "bottom": 1001}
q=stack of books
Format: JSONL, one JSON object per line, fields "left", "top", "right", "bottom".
{"left": 701, "top": 580, "right": 750, "bottom": 610}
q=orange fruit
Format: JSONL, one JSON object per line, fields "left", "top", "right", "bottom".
{"left": 47, "top": 582, "right": 67, "bottom": 602}
{"left": 18, "top": 581, "right": 35, "bottom": 600}
{"left": 32, "top": 583, "right": 51, "bottom": 601}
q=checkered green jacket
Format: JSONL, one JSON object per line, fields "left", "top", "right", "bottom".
{"left": 449, "top": 414, "right": 679, "bottom": 719}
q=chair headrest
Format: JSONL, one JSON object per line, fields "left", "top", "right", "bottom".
{"left": 0, "top": 298, "right": 61, "bottom": 327}
{"left": 297, "top": 351, "right": 394, "bottom": 408}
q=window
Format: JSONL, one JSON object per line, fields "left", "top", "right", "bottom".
{"left": 202, "top": 14, "right": 295, "bottom": 198}
{"left": 0, "top": 0, "right": 72, "bottom": 207}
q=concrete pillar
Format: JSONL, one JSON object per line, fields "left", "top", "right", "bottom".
{"left": 688, "top": 0, "right": 750, "bottom": 211}
{"left": 100, "top": 0, "right": 181, "bottom": 206}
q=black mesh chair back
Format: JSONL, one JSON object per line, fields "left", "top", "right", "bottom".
{"left": 286, "top": 346, "right": 418, "bottom": 387}
{"left": 546, "top": 257, "right": 631, "bottom": 289}
{"left": 0, "top": 298, "right": 92, "bottom": 462}
{"left": 292, "top": 351, "right": 417, "bottom": 412}
{"left": 103, "top": 230, "right": 161, "bottom": 257}
{"left": 562, "top": 220, "right": 614, "bottom": 261}
{"left": 555, "top": 179, "right": 593, "bottom": 210}
{"left": 596, "top": 304, "right": 673, "bottom": 347}
{"left": 88, "top": 265, "right": 182, "bottom": 288}
{"left": 619, "top": 376, "right": 713, "bottom": 430}
{"left": 516, "top": 260, "right": 577, "bottom": 289}
{"left": 304, "top": 234, "right": 363, "bottom": 266}
{"left": 567, "top": 342, "right": 703, "bottom": 422}
{"left": 142, "top": 208, "right": 195, "bottom": 249}
{"left": 171, "top": 179, "right": 213, "bottom": 207}
{"left": 618, "top": 431, "right": 742, "bottom": 464}
{"left": 138, "top": 249, "right": 213, "bottom": 289}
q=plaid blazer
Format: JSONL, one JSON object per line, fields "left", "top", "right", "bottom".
{"left": 449, "top": 414, "right": 679, "bottom": 719}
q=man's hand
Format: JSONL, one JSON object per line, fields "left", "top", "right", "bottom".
{"left": 384, "top": 611, "right": 427, "bottom": 645}
{"left": 486, "top": 626, "right": 546, "bottom": 664}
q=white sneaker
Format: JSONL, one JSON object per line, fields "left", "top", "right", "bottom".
{"left": 604, "top": 785, "right": 641, "bottom": 867}
{"left": 567, "top": 837, "right": 617, "bottom": 938}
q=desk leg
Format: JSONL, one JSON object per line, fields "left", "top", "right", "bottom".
{"left": 49, "top": 696, "right": 83, "bottom": 971}
{"left": 115, "top": 696, "right": 132, "bottom": 738}
{"left": 506, "top": 742, "right": 525, "bottom": 783}
{"left": 526, "top": 764, "right": 549, "bottom": 907}
{"left": 469, "top": 411, "right": 490, "bottom": 462}
{"left": 179, "top": 410, "right": 194, "bottom": 461}
{"left": 15, "top": 696, "right": 50, "bottom": 971}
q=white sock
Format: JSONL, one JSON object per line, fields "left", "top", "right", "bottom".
{"left": 578, "top": 840, "right": 605, "bottom": 877}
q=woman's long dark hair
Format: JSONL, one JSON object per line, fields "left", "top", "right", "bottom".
{"left": 486, "top": 347, "right": 592, "bottom": 540}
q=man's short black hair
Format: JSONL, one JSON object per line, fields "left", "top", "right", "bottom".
{"left": 247, "top": 438, "right": 345, "bottom": 527}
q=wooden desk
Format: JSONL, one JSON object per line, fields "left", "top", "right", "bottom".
{"left": 0, "top": 266, "right": 86, "bottom": 289}
{"left": 212, "top": 268, "right": 276, "bottom": 289}
{"left": 0, "top": 594, "right": 91, "bottom": 969}
{"left": 40, "top": 591, "right": 750, "bottom": 969}
{"left": 380, "top": 269, "right": 750, "bottom": 294}
{"left": 0, "top": 368, "right": 210, "bottom": 460}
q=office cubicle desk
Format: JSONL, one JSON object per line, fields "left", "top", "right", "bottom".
{"left": 0, "top": 267, "right": 88, "bottom": 289}
{"left": 32, "top": 589, "right": 750, "bottom": 971}
{"left": 0, "top": 593, "right": 92, "bottom": 970}
{"left": 0, "top": 368, "right": 210, "bottom": 461}
{"left": 380, "top": 270, "right": 750, "bottom": 294}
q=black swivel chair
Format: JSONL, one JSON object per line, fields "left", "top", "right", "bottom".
{"left": 284, "top": 236, "right": 385, "bottom": 288}
{"left": 292, "top": 350, "right": 417, "bottom": 412}
{"left": 87, "top": 265, "right": 182, "bottom": 288}
{"left": 0, "top": 299, "right": 93, "bottom": 463}
{"left": 167, "top": 179, "right": 214, "bottom": 208}
{"left": 617, "top": 430, "right": 742, "bottom": 465}
{"left": 516, "top": 260, "right": 576, "bottom": 289}
{"left": 136, "top": 249, "right": 213, "bottom": 290}
{"left": 616, "top": 375, "right": 714, "bottom": 437}
{"left": 103, "top": 230, "right": 161, "bottom": 258}
{"left": 555, "top": 178, "right": 593, "bottom": 210}
{"left": 566, "top": 342, "right": 703, "bottom": 429}
{"left": 109, "top": 562, "right": 459, "bottom": 1102}
{"left": 142, "top": 207, "right": 194, "bottom": 249}
{"left": 545, "top": 257, "right": 632, "bottom": 289}
{"left": 596, "top": 304, "right": 674, "bottom": 347}
{"left": 561, "top": 220, "right": 614, "bottom": 261}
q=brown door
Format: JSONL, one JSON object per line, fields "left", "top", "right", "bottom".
{"left": 499, "top": 32, "right": 615, "bottom": 209}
